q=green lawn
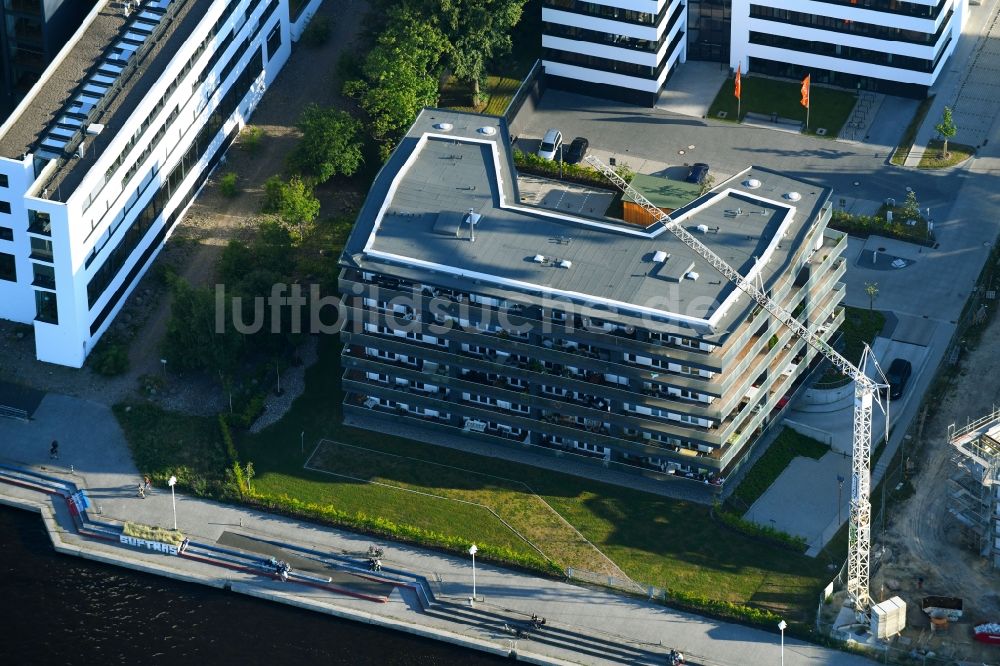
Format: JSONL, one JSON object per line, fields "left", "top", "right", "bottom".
{"left": 918, "top": 140, "right": 975, "bottom": 169}
{"left": 730, "top": 428, "right": 830, "bottom": 511}
{"left": 708, "top": 76, "right": 857, "bottom": 137}
{"left": 228, "top": 338, "right": 831, "bottom": 620}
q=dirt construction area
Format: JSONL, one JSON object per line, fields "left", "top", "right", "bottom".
{"left": 830, "top": 306, "right": 1000, "bottom": 663}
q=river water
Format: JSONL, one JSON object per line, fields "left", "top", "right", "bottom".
{"left": 0, "top": 505, "right": 504, "bottom": 665}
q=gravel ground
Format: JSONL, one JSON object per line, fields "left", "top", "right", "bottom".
{"left": 249, "top": 335, "right": 320, "bottom": 433}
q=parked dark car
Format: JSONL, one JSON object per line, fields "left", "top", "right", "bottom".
{"left": 685, "top": 162, "right": 710, "bottom": 184}
{"left": 565, "top": 137, "right": 589, "bottom": 164}
{"left": 885, "top": 358, "right": 912, "bottom": 400}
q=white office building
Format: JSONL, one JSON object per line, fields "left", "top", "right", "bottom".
{"left": 544, "top": 0, "right": 967, "bottom": 103}
{"left": 0, "top": 0, "right": 292, "bottom": 367}
{"left": 542, "top": 0, "right": 688, "bottom": 105}
{"left": 731, "top": 0, "right": 968, "bottom": 98}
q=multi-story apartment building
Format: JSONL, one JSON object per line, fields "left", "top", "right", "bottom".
{"left": 338, "top": 109, "right": 847, "bottom": 480}
{"left": 544, "top": 0, "right": 967, "bottom": 104}
{"left": 733, "top": 0, "right": 968, "bottom": 98}
{"left": 0, "top": 0, "right": 96, "bottom": 118}
{"left": 0, "top": 0, "right": 291, "bottom": 367}
{"left": 542, "top": 0, "right": 689, "bottom": 105}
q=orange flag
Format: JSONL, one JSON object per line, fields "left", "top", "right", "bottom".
{"left": 734, "top": 64, "right": 741, "bottom": 100}
{"left": 800, "top": 74, "right": 811, "bottom": 108}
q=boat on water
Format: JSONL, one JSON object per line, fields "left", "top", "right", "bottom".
{"left": 973, "top": 623, "right": 1000, "bottom": 645}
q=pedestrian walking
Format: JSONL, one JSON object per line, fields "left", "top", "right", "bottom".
{"left": 143, "top": 475, "right": 151, "bottom": 493}
{"left": 137, "top": 483, "right": 145, "bottom": 499}
{"left": 49, "top": 440, "right": 59, "bottom": 459}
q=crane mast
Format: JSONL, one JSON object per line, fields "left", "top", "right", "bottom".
{"left": 585, "top": 156, "right": 882, "bottom": 618}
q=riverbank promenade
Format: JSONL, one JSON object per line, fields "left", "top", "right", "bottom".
{"left": 0, "top": 394, "right": 871, "bottom": 665}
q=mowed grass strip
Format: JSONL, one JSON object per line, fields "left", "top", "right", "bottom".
{"left": 708, "top": 76, "right": 857, "bottom": 137}
{"left": 236, "top": 340, "right": 830, "bottom": 620}
{"left": 307, "top": 439, "right": 622, "bottom": 575}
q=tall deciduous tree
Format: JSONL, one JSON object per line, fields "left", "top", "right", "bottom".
{"left": 344, "top": 8, "right": 448, "bottom": 158}
{"left": 288, "top": 104, "right": 364, "bottom": 183}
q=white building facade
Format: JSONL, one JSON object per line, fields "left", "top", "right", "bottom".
{"left": 543, "top": 0, "right": 967, "bottom": 104}
{"left": 0, "top": 0, "right": 293, "bottom": 367}
{"left": 542, "top": 0, "right": 688, "bottom": 105}
{"left": 731, "top": 0, "right": 968, "bottom": 98}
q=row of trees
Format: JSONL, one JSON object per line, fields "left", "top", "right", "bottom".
{"left": 345, "top": 0, "right": 529, "bottom": 159}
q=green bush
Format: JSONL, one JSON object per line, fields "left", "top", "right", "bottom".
{"left": 240, "top": 125, "right": 264, "bottom": 155}
{"left": 512, "top": 149, "right": 630, "bottom": 190}
{"left": 300, "top": 15, "right": 331, "bottom": 48}
{"left": 219, "top": 171, "right": 239, "bottom": 197}
{"left": 91, "top": 341, "right": 130, "bottom": 376}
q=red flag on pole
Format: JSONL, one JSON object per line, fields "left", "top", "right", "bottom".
{"left": 800, "top": 74, "right": 811, "bottom": 109}
{"left": 734, "top": 64, "right": 741, "bottom": 100}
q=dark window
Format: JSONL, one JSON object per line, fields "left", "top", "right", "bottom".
{"left": 32, "top": 264, "right": 55, "bottom": 289}
{"left": 35, "top": 290, "right": 58, "bottom": 324}
{"left": 0, "top": 174, "right": 8, "bottom": 187}
{"left": 0, "top": 226, "right": 12, "bottom": 241}
{"left": 28, "top": 210, "right": 51, "bottom": 235}
{"left": 266, "top": 23, "right": 282, "bottom": 60}
{"left": 0, "top": 201, "right": 10, "bottom": 214}
{"left": 0, "top": 252, "right": 15, "bottom": 282}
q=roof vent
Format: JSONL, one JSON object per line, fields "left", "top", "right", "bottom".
{"left": 696, "top": 224, "right": 709, "bottom": 233}
{"left": 532, "top": 254, "right": 545, "bottom": 263}
{"left": 743, "top": 178, "right": 761, "bottom": 189}
{"left": 559, "top": 260, "right": 573, "bottom": 269}
{"left": 686, "top": 271, "right": 700, "bottom": 281}
{"left": 464, "top": 208, "right": 481, "bottom": 242}
{"left": 477, "top": 126, "right": 497, "bottom": 136}
{"left": 434, "top": 122, "right": 454, "bottom": 131}
{"left": 785, "top": 191, "right": 802, "bottom": 201}
{"left": 652, "top": 250, "right": 668, "bottom": 263}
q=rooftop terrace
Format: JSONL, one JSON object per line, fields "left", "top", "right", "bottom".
{"left": 343, "top": 110, "right": 832, "bottom": 334}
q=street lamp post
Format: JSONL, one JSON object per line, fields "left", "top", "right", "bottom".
{"left": 168, "top": 475, "right": 178, "bottom": 530}
{"left": 778, "top": 619, "right": 787, "bottom": 666}
{"left": 468, "top": 544, "right": 478, "bottom": 606}
{"left": 837, "top": 474, "right": 845, "bottom": 526}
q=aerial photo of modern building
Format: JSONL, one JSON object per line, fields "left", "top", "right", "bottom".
{"left": 339, "top": 108, "right": 848, "bottom": 480}
{"left": 544, "top": 0, "right": 968, "bottom": 104}
{"left": 0, "top": 0, "right": 292, "bottom": 367}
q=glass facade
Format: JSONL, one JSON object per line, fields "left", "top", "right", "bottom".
{"left": 687, "top": 0, "right": 731, "bottom": 62}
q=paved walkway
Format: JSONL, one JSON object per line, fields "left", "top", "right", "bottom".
{"left": 655, "top": 61, "right": 730, "bottom": 118}
{"left": 906, "top": 0, "right": 1000, "bottom": 166}
{"left": 0, "top": 393, "right": 871, "bottom": 666}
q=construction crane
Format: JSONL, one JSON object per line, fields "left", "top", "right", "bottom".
{"left": 586, "top": 156, "right": 885, "bottom": 619}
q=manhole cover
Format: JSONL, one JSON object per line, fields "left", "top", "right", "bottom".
{"left": 878, "top": 247, "right": 887, "bottom": 252}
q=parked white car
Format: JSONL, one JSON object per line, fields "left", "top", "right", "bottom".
{"left": 537, "top": 128, "right": 562, "bottom": 161}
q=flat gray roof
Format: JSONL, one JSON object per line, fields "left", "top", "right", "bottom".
{"left": 343, "top": 109, "right": 832, "bottom": 334}
{"left": 0, "top": 0, "right": 213, "bottom": 200}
